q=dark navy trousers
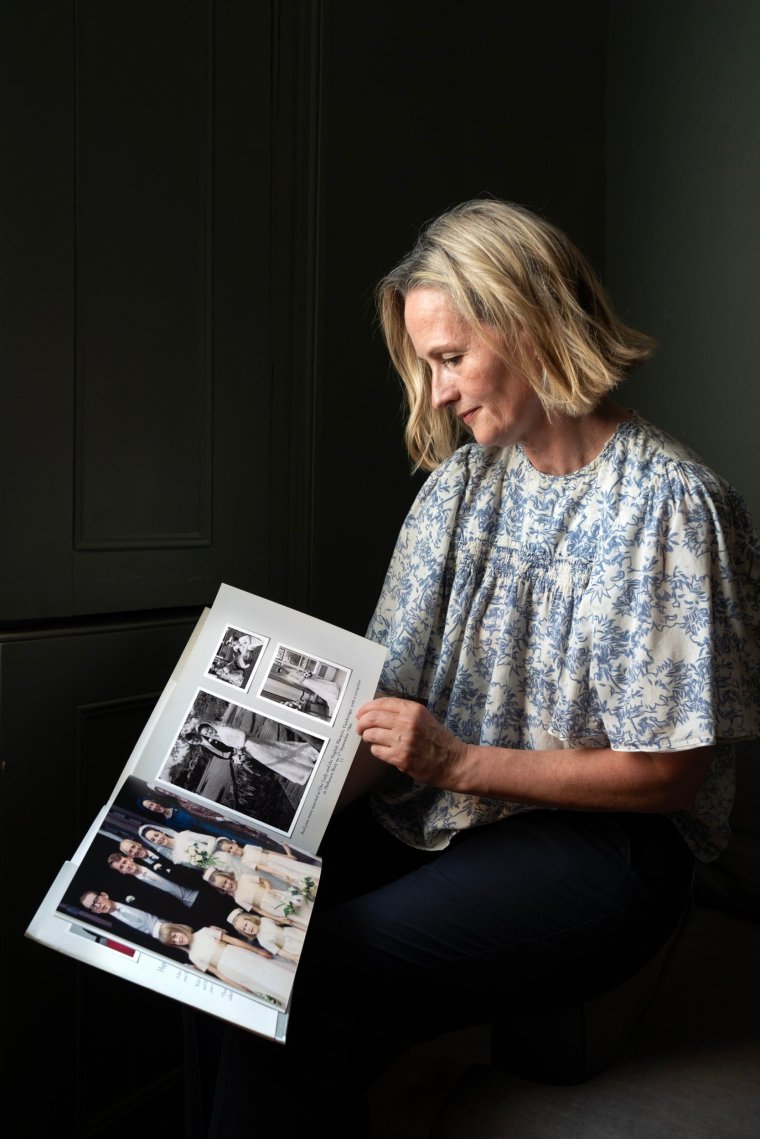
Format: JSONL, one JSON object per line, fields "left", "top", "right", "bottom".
{"left": 185, "top": 798, "right": 695, "bottom": 1138}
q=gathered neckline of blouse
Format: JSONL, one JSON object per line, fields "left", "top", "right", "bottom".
{"left": 513, "top": 410, "right": 640, "bottom": 482}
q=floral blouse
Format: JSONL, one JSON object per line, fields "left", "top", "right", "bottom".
{"left": 366, "top": 413, "right": 760, "bottom": 861}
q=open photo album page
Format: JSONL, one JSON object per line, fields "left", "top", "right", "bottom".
{"left": 25, "top": 583, "right": 387, "bottom": 1040}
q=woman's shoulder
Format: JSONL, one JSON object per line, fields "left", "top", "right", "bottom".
{"left": 615, "top": 413, "right": 735, "bottom": 500}
{"left": 414, "top": 443, "right": 507, "bottom": 506}
{"left": 610, "top": 413, "right": 759, "bottom": 546}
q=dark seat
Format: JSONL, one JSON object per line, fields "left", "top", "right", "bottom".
{"left": 430, "top": 904, "right": 760, "bottom": 1139}
{"left": 489, "top": 912, "right": 684, "bottom": 1085}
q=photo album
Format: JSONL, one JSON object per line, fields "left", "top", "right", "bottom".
{"left": 25, "top": 583, "right": 387, "bottom": 1043}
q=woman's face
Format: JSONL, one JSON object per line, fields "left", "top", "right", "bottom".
{"left": 404, "top": 288, "right": 545, "bottom": 450}
{"left": 234, "top": 914, "right": 259, "bottom": 937}
{"left": 219, "top": 839, "right": 243, "bottom": 855}
{"left": 168, "top": 928, "right": 191, "bottom": 947}
{"left": 145, "top": 827, "right": 170, "bottom": 847}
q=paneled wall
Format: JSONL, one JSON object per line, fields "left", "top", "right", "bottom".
{"left": 1, "top": 2, "right": 323, "bottom": 1133}
{"left": 310, "top": 0, "right": 608, "bottom": 631}
{"left": 0, "top": 1, "right": 611, "bottom": 1133}
{"left": 1, "top": 0, "right": 323, "bottom": 621}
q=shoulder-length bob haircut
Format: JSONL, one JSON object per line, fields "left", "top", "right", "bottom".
{"left": 376, "top": 198, "right": 656, "bottom": 472}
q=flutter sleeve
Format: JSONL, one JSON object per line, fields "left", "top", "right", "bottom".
{"left": 594, "top": 462, "right": 760, "bottom": 751}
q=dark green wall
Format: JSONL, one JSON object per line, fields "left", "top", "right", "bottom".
{"left": 310, "top": 0, "right": 609, "bottom": 632}
{"left": 606, "top": 0, "right": 760, "bottom": 520}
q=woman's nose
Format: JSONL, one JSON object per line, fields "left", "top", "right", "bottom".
{"left": 430, "top": 364, "right": 458, "bottom": 409}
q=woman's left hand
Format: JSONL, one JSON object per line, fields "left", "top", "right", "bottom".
{"left": 356, "top": 697, "right": 468, "bottom": 787}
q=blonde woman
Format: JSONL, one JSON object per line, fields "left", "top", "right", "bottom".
{"left": 227, "top": 907, "right": 306, "bottom": 964}
{"left": 190, "top": 197, "right": 760, "bottom": 1137}
{"left": 213, "top": 837, "right": 320, "bottom": 894}
{"left": 156, "top": 920, "right": 295, "bottom": 1008}
{"left": 203, "top": 867, "right": 313, "bottom": 930}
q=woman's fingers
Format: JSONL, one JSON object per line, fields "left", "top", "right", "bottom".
{"left": 356, "top": 696, "right": 418, "bottom": 729}
{"left": 355, "top": 697, "right": 468, "bottom": 787}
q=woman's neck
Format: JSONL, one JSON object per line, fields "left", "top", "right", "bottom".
{"left": 521, "top": 400, "right": 632, "bottom": 475}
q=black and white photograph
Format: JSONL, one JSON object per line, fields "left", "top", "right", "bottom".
{"left": 156, "top": 688, "right": 327, "bottom": 834}
{"left": 258, "top": 644, "right": 350, "bottom": 726}
{"left": 205, "top": 625, "right": 268, "bottom": 692}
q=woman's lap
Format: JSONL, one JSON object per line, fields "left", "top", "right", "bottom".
{"left": 185, "top": 801, "right": 694, "bottom": 1137}
{"left": 291, "top": 803, "right": 694, "bottom": 1037}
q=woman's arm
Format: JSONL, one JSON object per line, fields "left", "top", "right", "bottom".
{"left": 220, "top": 931, "right": 273, "bottom": 957}
{"left": 356, "top": 697, "right": 715, "bottom": 814}
{"left": 253, "top": 907, "right": 287, "bottom": 925}
{"left": 276, "top": 949, "right": 299, "bottom": 963}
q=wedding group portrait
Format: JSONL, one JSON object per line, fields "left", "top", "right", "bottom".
{"left": 56, "top": 776, "right": 322, "bottom": 1011}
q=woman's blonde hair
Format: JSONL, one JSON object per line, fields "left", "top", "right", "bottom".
{"left": 206, "top": 868, "right": 236, "bottom": 891}
{"left": 157, "top": 921, "right": 194, "bottom": 946}
{"left": 376, "top": 198, "right": 656, "bottom": 471}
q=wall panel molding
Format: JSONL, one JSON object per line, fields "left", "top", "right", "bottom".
{"left": 73, "top": 0, "right": 214, "bottom": 551}
{"left": 267, "top": 0, "right": 325, "bottom": 612}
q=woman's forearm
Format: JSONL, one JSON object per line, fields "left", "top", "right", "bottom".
{"left": 356, "top": 696, "right": 715, "bottom": 814}
{"left": 452, "top": 740, "right": 715, "bottom": 814}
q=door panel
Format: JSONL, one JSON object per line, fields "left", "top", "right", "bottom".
{"left": 1, "top": 0, "right": 322, "bottom": 621}
{"left": 2, "top": 617, "right": 198, "bottom": 1135}
{"left": 1, "top": 1, "right": 324, "bottom": 1134}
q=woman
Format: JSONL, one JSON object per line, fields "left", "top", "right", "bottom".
{"left": 227, "top": 906, "right": 306, "bottom": 964}
{"left": 230, "top": 633, "right": 264, "bottom": 670}
{"left": 136, "top": 791, "right": 252, "bottom": 839}
{"left": 138, "top": 795, "right": 187, "bottom": 823}
{"left": 156, "top": 921, "right": 295, "bottom": 1007}
{"left": 193, "top": 720, "right": 319, "bottom": 786}
{"left": 204, "top": 867, "right": 314, "bottom": 930}
{"left": 188, "top": 198, "right": 760, "bottom": 1138}
{"left": 138, "top": 824, "right": 223, "bottom": 870}
{"left": 213, "top": 837, "right": 321, "bottom": 894}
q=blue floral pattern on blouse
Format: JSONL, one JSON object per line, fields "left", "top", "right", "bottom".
{"left": 366, "top": 414, "right": 760, "bottom": 861}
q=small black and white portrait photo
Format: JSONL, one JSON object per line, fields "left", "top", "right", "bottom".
{"left": 205, "top": 625, "right": 268, "bottom": 692}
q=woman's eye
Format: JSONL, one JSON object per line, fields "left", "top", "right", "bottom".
{"left": 442, "top": 355, "right": 462, "bottom": 367}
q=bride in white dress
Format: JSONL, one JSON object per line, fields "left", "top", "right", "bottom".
{"left": 195, "top": 720, "right": 319, "bottom": 785}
